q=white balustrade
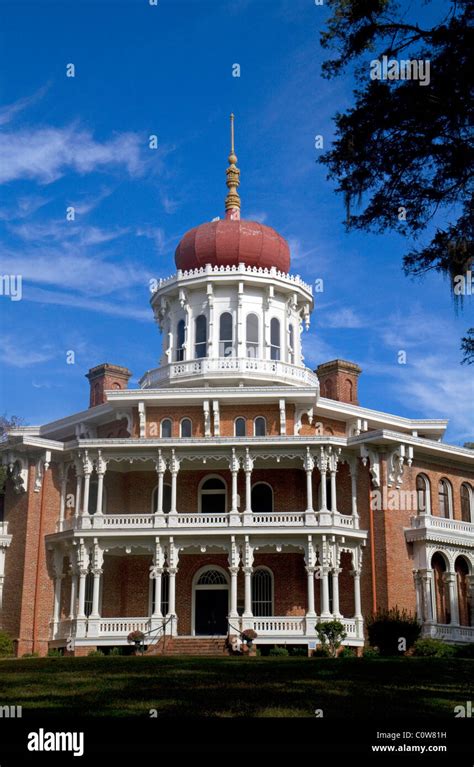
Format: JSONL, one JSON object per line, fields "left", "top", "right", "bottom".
{"left": 252, "top": 617, "right": 305, "bottom": 634}
{"left": 422, "top": 623, "right": 474, "bottom": 643}
{"left": 250, "top": 512, "right": 305, "bottom": 526}
{"left": 410, "top": 514, "right": 473, "bottom": 535}
{"left": 98, "top": 618, "right": 150, "bottom": 635}
{"left": 176, "top": 513, "right": 229, "bottom": 527}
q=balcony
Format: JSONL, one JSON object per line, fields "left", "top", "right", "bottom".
{"left": 51, "top": 615, "right": 364, "bottom": 645}
{"left": 58, "top": 510, "right": 360, "bottom": 534}
{"left": 421, "top": 623, "right": 474, "bottom": 644}
{"left": 406, "top": 514, "right": 474, "bottom": 547}
{"left": 139, "top": 356, "right": 320, "bottom": 389}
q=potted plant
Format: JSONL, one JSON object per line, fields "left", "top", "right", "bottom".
{"left": 127, "top": 630, "right": 145, "bottom": 654}
{"left": 241, "top": 629, "right": 258, "bottom": 649}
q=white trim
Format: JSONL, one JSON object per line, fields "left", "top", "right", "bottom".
{"left": 160, "top": 418, "right": 172, "bottom": 439}
{"left": 192, "top": 565, "right": 230, "bottom": 636}
{"left": 252, "top": 566, "right": 274, "bottom": 617}
{"left": 151, "top": 483, "right": 172, "bottom": 514}
{"left": 438, "top": 477, "right": 454, "bottom": 520}
{"left": 460, "top": 482, "right": 474, "bottom": 524}
{"left": 234, "top": 416, "right": 246, "bottom": 438}
{"left": 180, "top": 417, "right": 192, "bottom": 438}
{"left": 416, "top": 473, "right": 431, "bottom": 515}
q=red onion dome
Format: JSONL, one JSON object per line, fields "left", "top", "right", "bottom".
{"left": 175, "top": 219, "right": 291, "bottom": 274}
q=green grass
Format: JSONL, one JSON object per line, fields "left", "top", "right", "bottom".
{"left": 0, "top": 656, "right": 471, "bottom": 719}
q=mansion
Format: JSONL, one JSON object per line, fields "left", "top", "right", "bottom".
{"left": 1, "top": 119, "right": 473, "bottom": 656}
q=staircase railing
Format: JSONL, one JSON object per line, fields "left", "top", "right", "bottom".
{"left": 140, "top": 615, "right": 175, "bottom": 654}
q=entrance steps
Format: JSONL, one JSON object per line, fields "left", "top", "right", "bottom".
{"left": 146, "top": 635, "right": 230, "bottom": 656}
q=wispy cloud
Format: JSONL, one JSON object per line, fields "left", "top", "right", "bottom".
{"left": 0, "top": 125, "right": 146, "bottom": 184}
{"left": 0, "top": 85, "right": 50, "bottom": 126}
{"left": 319, "top": 306, "right": 365, "bottom": 329}
{"left": 0, "top": 336, "right": 57, "bottom": 368}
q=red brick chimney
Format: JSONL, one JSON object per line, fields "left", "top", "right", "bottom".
{"left": 316, "top": 359, "right": 362, "bottom": 404}
{"left": 86, "top": 363, "right": 132, "bottom": 408}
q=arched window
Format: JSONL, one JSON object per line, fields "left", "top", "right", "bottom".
{"left": 288, "top": 324, "right": 295, "bottom": 364}
{"left": 176, "top": 319, "right": 185, "bottom": 361}
{"left": 160, "top": 418, "right": 172, "bottom": 438}
{"left": 438, "top": 479, "right": 452, "bottom": 518}
{"left": 180, "top": 418, "right": 192, "bottom": 438}
{"left": 461, "top": 483, "right": 473, "bottom": 523}
{"left": 346, "top": 379, "right": 353, "bottom": 401}
{"left": 251, "top": 483, "right": 273, "bottom": 514}
{"left": 416, "top": 474, "right": 430, "bottom": 514}
{"left": 234, "top": 417, "right": 246, "bottom": 437}
{"left": 246, "top": 314, "right": 259, "bottom": 358}
{"left": 252, "top": 568, "right": 273, "bottom": 616}
{"left": 324, "top": 379, "right": 335, "bottom": 399}
{"left": 84, "top": 572, "right": 94, "bottom": 617}
{"left": 199, "top": 477, "right": 227, "bottom": 514}
{"left": 254, "top": 417, "right": 266, "bottom": 437}
{"left": 197, "top": 569, "right": 228, "bottom": 585}
{"left": 195, "top": 315, "right": 207, "bottom": 359}
{"left": 270, "top": 318, "right": 280, "bottom": 361}
{"left": 219, "top": 312, "right": 234, "bottom": 357}
{"left": 152, "top": 483, "right": 172, "bottom": 514}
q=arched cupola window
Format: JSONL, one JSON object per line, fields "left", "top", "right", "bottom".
{"left": 219, "top": 312, "right": 234, "bottom": 357}
{"left": 246, "top": 314, "right": 259, "bottom": 358}
{"left": 270, "top": 318, "right": 280, "bottom": 361}
{"left": 176, "top": 319, "right": 185, "bottom": 361}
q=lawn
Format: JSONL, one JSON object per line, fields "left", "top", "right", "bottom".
{"left": 0, "top": 656, "right": 472, "bottom": 719}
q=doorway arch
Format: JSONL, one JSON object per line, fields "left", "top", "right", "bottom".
{"left": 192, "top": 565, "right": 229, "bottom": 636}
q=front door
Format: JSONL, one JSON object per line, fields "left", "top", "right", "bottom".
{"left": 195, "top": 589, "right": 228, "bottom": 635}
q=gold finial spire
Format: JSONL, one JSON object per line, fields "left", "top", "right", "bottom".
{"left": 225, "top": 113, "right": 241, "bottom": 219}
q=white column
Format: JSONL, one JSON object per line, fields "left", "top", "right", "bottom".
{"left": 332, "top": 567, "right": 341, "bottom": 617}
{"left": 421, "top": 570, "right": 434, "bottom": 623}
{"left": 352, "top": 570, "right": 362, "bottom": 619}
{"left": 53, "top": 571, "right": 63, "bottom": 628}
{"left": 237, "top": 285, "right": 244, "bottom": 357}
{"left": 229, "top": 567, "right": 239, "bottom": 619}
{"left": 74, "top": 469, "right": 82, "bottom": 520}
{"left": 59, "top": 465, "right": 67, "bottom": 527}
{"left": 152, "top": 568, "right": 163, "bottom": 618}
{"left": 243, "top": 449, "right": 253, "bottom": 524}
{"left": 413, "top": 571, "right": 423, "bottom": 621}
{"left": 168, "top": 568, "right": 177, "bottom": 615}
{"left": 445, "top": 572, "right": 459, "bottom": 626}
{"left": 166, "top": 539, "right": 179, "bottom": 635}
{"left": 169, "top": 450, "right": 180, "bottom": 518}
{"left": 82, "top": 456, "right": 92, "bottom": 516}
{"left": 243, "top": 567, "right": 253, "bottom": 618}
{"left": 77, "top": 568, "right": 88, "bottom": 619}
{"left": 320, "top": 567, "right": 331, "bottom": 618}
{"left": 69, "top": 569, "right": 78, "bottom": 620}
{"left": 330, "top": 470, "right": 337, "bottom": 514}
{"left": 229, "top": 449, "right": 241, "bottom": 525}
{"left": 348, "top": 458, "right": 360, "bottom": 529}
{"left": 306, "top": 567, "right": 316, "bottom": 618}
{"left": 95, "top": 453, "right": 106, "bottom": 516}
{"left": 90, "top": 567, "right": 102, "bottom": 619}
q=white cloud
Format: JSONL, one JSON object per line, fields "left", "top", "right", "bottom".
{"left": 0, "top": 336, "right": 56, "bottom": 368}
{"left": 321, "top": 307, "right": 365, "bottom": 329}
{"left": 0, "top": 85, "right": 49, "bottom": 127}
{"left": 246, "top": 211, "right": 268, "bottom": 224}
{"left": 23, "top": 286, "right": 151, "bottom": 322}
{"left": 0, "top": 126, "right": 146, "bottom": 184}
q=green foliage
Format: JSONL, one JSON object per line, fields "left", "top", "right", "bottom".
{"left": 413, "top": 639, "right": 457, "bottom": 658}
{"left": 47, "top": 648, "right": 63, "bottom": 657}
{"left": 289, "top": 646, "right": 308, "bottom": 657}
{"left": 367, "top": 607, "right": 421, "bottom": 656}
{"left": 108, "top": 647, "right": 123, "bottom": 656}
{"left": 316, "top": 620, "right": 347, "bottom": 657}
{"left": 269, "top": 646, "right": 290, "bottom": 657}
{"left": 362, "top": 647, "right": 380, "bottom": 659}
{"left": 339, "top": 646, "right": 356, "bottom": 658}
{"left": 88, "top": 649, "right": 105, "bottom": 657}
{"left": 0, "top": 631, "right": 14, "bottom": 657}
{"left": 455, "top": 643, "right": 474, "bottom": 659}
{"left": 21, "top": 652, "right": 40, "bottom": 658}
{"left": 312, "top": 646, "right": 331, "bottom": 658}
{"left": 319, "top": 1, "right": 473, "bottom": 361}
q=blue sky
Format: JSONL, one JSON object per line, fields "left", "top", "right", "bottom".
{"left": 0, "top": 0, "right": 472, "bottom": 444}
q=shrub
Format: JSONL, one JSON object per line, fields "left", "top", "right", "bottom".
{"left": 0, "top": 631, "right": 14, "bottom": 658}
{"left": 362, "top": 647, "right": 380, "bottom": 659}
{"left": 315, "top": 620, "right": 347, "bottom": 658}
{"left": 289, "top": 646, "right": 308, "bottom": 657}
{"left": 367, "top": 607, "right": 421, "bottom": 656}
{"left": 456, "top": 643, "right": 474, "bottom": 659}
{"left": 47, "top": 648, "right": 62, "bottom": 657}
{"left": 339, "top": 646, "right": 356, "bottom": 658}
{"left": 22, "top": 652, "right": 39, "bottom": 658}
{"left": 312, "top": 646, "right": 331, "bottom": 658}
{"left": 88, "top": 649, "right": 105, "bottom": 657}
{"left": 269, "top": 646, "right": 289, "bottom": 657}
{"left": 108, "top": 647, "right": 123, "bottom": 656}
{"left": 413, "top": 639, "right": 457, "bottom": 658}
